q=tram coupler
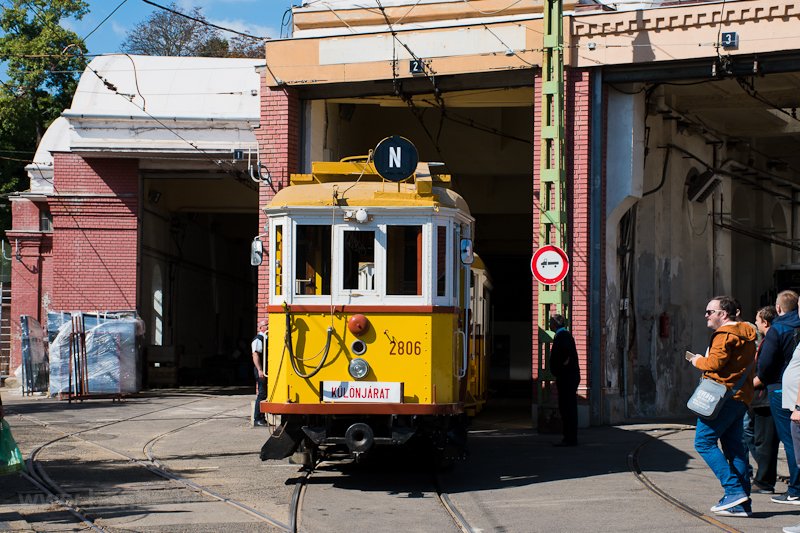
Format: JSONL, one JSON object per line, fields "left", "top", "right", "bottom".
{"left": 260, "top": 420, "right": 303, "bottom": 460}
{"left": 301, "top": 425, "right": 326, "bottom": 445}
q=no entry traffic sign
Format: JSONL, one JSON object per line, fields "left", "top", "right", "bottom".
{"left": 531, "top": 245, "right": 569, "bottom": 285}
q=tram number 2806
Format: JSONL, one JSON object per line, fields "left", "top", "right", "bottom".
{"left": 389, "top": 340, "right": 422, "bottom": 355}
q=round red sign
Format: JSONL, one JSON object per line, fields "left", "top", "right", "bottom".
{"left": 531, "top": 245, "right": 569, "bottom": 285}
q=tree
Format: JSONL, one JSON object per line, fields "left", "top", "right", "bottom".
{"left": 121, "top": 3, "right": 265, "bottom": 58}
{"left": 0, "top": 0, "right": 89, "bottom": 232}
{"left": 122, "top": 3, "right": 217, "bottom": 57}
{"left": 226, "top": 35, "right": 265, "bottom": 59}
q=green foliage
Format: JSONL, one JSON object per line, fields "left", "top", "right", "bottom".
{"left": 0, "top": 0, "right": 88, "bottom": 234}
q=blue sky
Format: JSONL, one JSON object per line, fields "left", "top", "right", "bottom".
{"left": 67, "top": 0, "right": 298, "bottom": 56}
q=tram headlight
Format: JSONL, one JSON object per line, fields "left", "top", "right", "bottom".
{"left": 348, "top": 358, "right": 370, "bottom": 379}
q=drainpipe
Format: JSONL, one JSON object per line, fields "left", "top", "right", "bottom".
{"left": 589, "top": 68, "right": 603, "bottom": 424}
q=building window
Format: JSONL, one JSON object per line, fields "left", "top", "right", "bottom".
{"left": 39, "top": 208, "right": 52, "bottom": 232}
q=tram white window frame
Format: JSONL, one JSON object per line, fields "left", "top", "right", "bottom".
{"left": 269, "top": 217, "right": 288, "bottom": 304}
{"left": 268, "top": 208, "right": 471, "bottom": 307}
{"left": 335, "top": 223, "right": 383, "bottom": 298}
{"left": 432, "top": 220, "right": 452, "bottom": 307}
{"left": 377, "top": 217, "right": 433, "bottom": 306}
{"left": 291, "top": 217, "right": 334, "bottom": 303}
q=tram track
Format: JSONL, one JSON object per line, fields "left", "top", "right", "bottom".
{"left": 627, "top": 424, "right": 743, "bottom": 533}
{"left": 287, "top": 467, "right": 313, "bottom": 533}
{"left": 20, "top": 396, "right": 210, "bottom": 532}
{"left": 434, "top": 475, "right": 478, "bottom": 533}
{"left": 285, "top": 454, "right": 477, "bottom": 533}
{"left": 13, "top": 395, "right": 293, "bottom": 532}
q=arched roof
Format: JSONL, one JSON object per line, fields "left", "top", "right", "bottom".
{"left": 66, "top": 54, "right": 263, "bottom": 120}
{"left": 26, "top": 55, "right": 264, "bottom": 192}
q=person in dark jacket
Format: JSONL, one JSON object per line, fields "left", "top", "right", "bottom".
{"left": 746, "top": 305, "right": 779, "bottom": 494}
{"left": 754, "top": 290, "right": 800, "bottom": 504}
{"left": 549, "top": 314, "right": 580, "bottom": 447}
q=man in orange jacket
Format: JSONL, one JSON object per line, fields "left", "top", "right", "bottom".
{"left": 689, "top": 295, "right": 756, "bottom": 518}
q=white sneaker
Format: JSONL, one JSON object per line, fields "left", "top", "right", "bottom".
{"left": 783, "top": 524, "right": 800, "bottom": 533}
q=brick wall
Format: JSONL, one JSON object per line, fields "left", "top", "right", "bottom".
{"left": 532, "top": 69, "right": 594, "bottom": 398}
{"left": 532, "top": 72, "right": 541, "bottom": 380}
{"left": 255, "top": 81, "right": 300, "bottom": 322}
{"left": 49, "top": 154, "right": 139, "bottom": 311}
{"left": 8, "top": 199, "right": 52, "bottom": 371}
{"left": 566, "top": 69, "right": 593, "bottom": 396}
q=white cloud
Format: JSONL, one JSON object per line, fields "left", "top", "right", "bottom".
{"left": 208, "top": 18, "right": 280, "bottom": 39}
{"left": 110, "top": 21, "right": 127, "bottom": 37}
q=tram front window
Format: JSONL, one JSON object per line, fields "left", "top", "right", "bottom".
{"left": 343, "top": 230, "right": 375, "bottom": 290}
{"left": 295, "top": 225, "right": 331, "bottom": 295}
{"left": 388, "top": 225, "right": 422, "bottom": 295}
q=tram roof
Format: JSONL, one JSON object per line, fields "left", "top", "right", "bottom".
{"left": 266, "top": 181, "right": 470, "bottom": 213}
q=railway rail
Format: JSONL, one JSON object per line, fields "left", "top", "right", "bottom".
{"left": 4, "top": 395, "right": 757, "bottom": 532}
{"left": 285, "top": 455, "right": 479, "bottom": 533}
{"left": 14, "top": 395, "right": 293, "bottom": 532}
{"left": 628, "top": 424, "right": 742, "bottom": 533}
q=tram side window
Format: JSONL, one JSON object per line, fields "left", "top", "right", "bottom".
{"left": 387, "top": 225, "right": 422, "bottom": 295}
{"left": 436, "top": 226, "right": 447, "bottom": 297}
{"left": 274, "top": 225, "right": 283, "bottom": 295}
{"left": 343, "top": 230, "right": 375, "bottom": 290}
{"left": 295, "top": 225, "right": 331, "bottom": 295}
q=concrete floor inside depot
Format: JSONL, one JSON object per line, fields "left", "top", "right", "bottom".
{"left": 1, "top": 386, "right": 800, "bottom": 532}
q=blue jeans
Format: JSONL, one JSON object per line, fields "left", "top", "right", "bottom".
{"left": 770, "top": 389, "right": 800, "bottom": 496}
{"left": 742, "top": 410, "right": 755, "bottom": 480}
{"left": 695, "top": 399, "right": 750, "bottom": 496}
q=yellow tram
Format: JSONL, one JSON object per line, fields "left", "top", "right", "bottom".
{"left": 257, "top": 153, "right": 491, "bottom": 466}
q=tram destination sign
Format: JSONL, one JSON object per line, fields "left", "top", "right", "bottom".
{"left": 321, "top": 381, "right": 403, "bottom": 403}
{"left": 531, "top": 245, "right": 569, "bottom": 285}
{"left": 373, "top": 135, "right": 419, "bottom": 182}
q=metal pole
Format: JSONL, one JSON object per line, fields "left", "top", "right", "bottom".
{"left": 537, "top": 0, "right": 569, "bottom": 425}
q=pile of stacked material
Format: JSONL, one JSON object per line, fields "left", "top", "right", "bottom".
{"left": 47, "top": 312, "right": 143, "bottom": 398}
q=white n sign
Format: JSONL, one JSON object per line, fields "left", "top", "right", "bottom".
{"left": 389, "top": 147, "right": 401, "bottom": 168}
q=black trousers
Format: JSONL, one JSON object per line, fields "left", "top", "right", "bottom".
{"left": 751, "top": 406, "right": 779, "bottom": 488}
{"left": 557, "top": 378, "right": 579, "bottom": 444}
{"left": 254, "top": 368, "right": 266, "bottom": 422}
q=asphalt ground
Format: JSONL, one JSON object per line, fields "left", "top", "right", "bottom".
{"left": 1, "top": 388, "right": 800, "bottom": 532}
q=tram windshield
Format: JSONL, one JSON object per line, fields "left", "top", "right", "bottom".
{"left": 272, "top": 216, "right": 464, "bottom": 306}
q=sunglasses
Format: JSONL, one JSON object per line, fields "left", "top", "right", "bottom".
{"left": 704, "top": 309, "right": 722, "bottom": 317}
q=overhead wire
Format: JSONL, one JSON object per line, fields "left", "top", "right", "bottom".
{"left": 81, "top": 0, "right": 129, "bottom": 43}
{"left": 86, "top": 65, "right": 257, "bottom": 190}
{"left": 140, "top": 0, "right": 267, "bottom": 41}
{"left": 374, "top": 0, "right": 446, "bottom": 157}
{"left": 461, "top": 0, "right": 525, "bottom": 16}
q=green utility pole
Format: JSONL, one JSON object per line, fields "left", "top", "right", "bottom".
{"left": 537, "top": 0, "right": 569, "bottom": 427}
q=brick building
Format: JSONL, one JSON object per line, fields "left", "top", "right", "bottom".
{"left": 9, "top": 55, "right": 263, "bottom": 386}
{"left": 11, "top": 0, "right": 800, "bottom": 423}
